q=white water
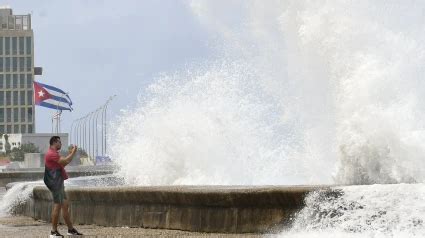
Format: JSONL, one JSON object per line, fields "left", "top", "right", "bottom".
{"left": 0, "top": 181, "right": 39, "bottom": 217}
{"left": 284, "top": 183, "right": 425, "bottom": 237}
{"left": 112, "top": 0, "right": 425, "bottom": 186}
{"left": 107, "top": 1, "right": 425, "bottom": 237}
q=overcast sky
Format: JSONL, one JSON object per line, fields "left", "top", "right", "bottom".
{"left": 8, "top": 0, "right": 211, "bottom": 133}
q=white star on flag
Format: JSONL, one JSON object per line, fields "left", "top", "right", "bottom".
{"left": 38, "top": 90, "right": 45, "bottom": 97}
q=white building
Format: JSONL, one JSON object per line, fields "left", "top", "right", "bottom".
{"left": 0, "top": 133, "right": 68, "bottom": 153}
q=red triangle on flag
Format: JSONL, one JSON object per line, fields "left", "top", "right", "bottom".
{"left": 33, "top": 82, "right": 52, "bottom": 104}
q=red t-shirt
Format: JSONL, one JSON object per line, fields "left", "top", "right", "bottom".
{"left": 45, "top": 148, "right": 68, "bottom": 180}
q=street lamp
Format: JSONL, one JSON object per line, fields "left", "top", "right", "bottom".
{"left": 70, "top": 120, "right": 75, "bottom": 145}
{"left": 94, "top": 107, "right": 102, "bottom": 158}
{"left": 102, "top": 95, "right": 116, "bottom": 156}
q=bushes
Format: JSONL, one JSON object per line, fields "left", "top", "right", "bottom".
{"left": 9, "top": 143, "right": 40, "bottom": 162}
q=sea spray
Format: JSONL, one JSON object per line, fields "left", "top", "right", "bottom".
{"left": 111, "top": 0, "right": 425, "bottom": 185}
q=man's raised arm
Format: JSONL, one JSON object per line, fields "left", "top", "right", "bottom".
{"left": 58, "top": 145, "right": 78, "bottom": 166}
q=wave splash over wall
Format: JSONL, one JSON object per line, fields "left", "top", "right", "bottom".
{"left": 111, "top": 1, "right": 425, "bottom": 186}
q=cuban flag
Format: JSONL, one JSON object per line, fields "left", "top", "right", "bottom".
{"left": 33, "top": 81, "right": 73, "bottom": 111}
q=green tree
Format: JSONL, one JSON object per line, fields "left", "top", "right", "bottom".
{"left": 59, "top": 146, "right": 87, "bottom": 157}
{"left": 9, "top": 143, "right": 40, "bottom": 162}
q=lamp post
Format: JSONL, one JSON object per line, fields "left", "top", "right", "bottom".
{"left": 92, "top": 107, "right": 101, "bottom": 160}
{"left": 83, "top": 114, "right": 90, "bottom": 154}
{"left": 77, "top": 117, "right": 83, "bottom": 147}
{"left": 87, "top": 111, "right": 94, "bottom": 160}
{"left": 75, "top": 117, "right": 82, "bottom": 146}
{"left": 102, "top": 95, "right": 116, "bottom": 156}
{"left": 94, "top": 107, "right": 102, "bottom": 158}
{"left": 70, "top": 120, "right": 76, "bottom": 145}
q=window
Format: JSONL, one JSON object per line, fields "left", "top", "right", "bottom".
{"left": 6, "top": 91, "right": 11, "bottom": 105}
{"left": 13, "top": 108, "right": 18, "bottom": 122}
{"left": 0, "top": 37, "right": 3, "bottom": 55}
{"left": 21, "top": 124, "right": 26, "bottom": 133}
{"left": 22, "top": 16, "right": 29, "bottom": 30}
{"left": 27, "top": 124, "right": 32, "bottom": 133}
{"left": 6, "top": 125, "right": 11, "bottom": 133}
{"left": 13, "top": 91, "right": 18, "bottom": 105}
{"left": 26, "top": 37, "right": 31, "bottom": 55}
{"left": 12, "top": 57, "right": 17, "bottom": 72}
{"left": 0, "top": 125, "right": 4, "bottom": 134}
{"left": 0, "top": 108, "right": 3, "bottom": 122}
{"left": 20, "top": 74, "right": 25, "bottom": 88}
{"left": 20, "top": 91, "right": 25, "bottom": 105}
{"left": 0, "top": 74, "right": 3, "bottom": 88}
{"left": 26, "top": 57, "right": 31, "bottom": 71}
{"left": 13, "top": 74, "right": 18, "bottom": 88}
{"left": 6, "top": 108, "right": 11, "bottom": 122}
{"left": 5, "top": 74, "right": 10, "bottom": 88}
{"left": 0, "top": 57, "right": 3, "bottom": 72}
{"left": 20, "top": 107, "right": 25, "bottom": 122}
{"left": 12, "top": 37, "right": 17, "bottom": 55}
{"left": 19, "top": 57, "right": 24, "bottom": 71}
{"left": 27, "top": 107, "right": 32, "bottom": 122}
{"left": 0, "top": 91, "right": 3, "bottom": 105}
{"left": 5, "top": 37, "right": 10, "bottom": 55}
{"left": 8, "top": 16, "right": 14, "bottom": 29}
{"left": 5, "top": 57, "right": 10, "bottom": 72}
{"left": 26, "top": 74, "right": 32, "bottom": 88}
{"left": 19, "top": 37, "right": 24, "bottom": 55}
{"left": 15, "top": 17, "right": 22, "bottom": 30}
{"left": 13, "top": 125, "right": 19, "bottom": 133}
{"left": 27, "top": 91, "right": 33, "bottom": 104}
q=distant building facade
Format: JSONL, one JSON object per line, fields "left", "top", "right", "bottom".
{"left": 0, "top": 133, "right": 69, "bottom": 153}
{"left": 0, "top": 8, "right": 35, "bottom": 134}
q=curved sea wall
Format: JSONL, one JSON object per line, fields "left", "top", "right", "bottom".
{"left": 16, "top": 185, "right": 332, "bottom": 233}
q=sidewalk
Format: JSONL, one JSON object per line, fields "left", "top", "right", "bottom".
{"left": 0, "top": 187, "right": 265, "bottom": 238}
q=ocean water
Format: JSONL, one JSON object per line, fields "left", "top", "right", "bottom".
{"left": 283, "top": 184, "right": 425, "bottom": 237}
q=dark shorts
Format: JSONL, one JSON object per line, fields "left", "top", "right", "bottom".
{"left": 49, "top": 183, "right": 67, "bottom": 204}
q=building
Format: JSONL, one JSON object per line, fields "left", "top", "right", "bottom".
{"left": 0, "top": 133, "right": 68, "bottom": 154}
{"left": 0, "top": 8, "right": 36, "bottom": 134}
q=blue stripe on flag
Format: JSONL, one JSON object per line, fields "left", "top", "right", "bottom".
{"left": 38, "top": 101, "right": 72, "bottom": 111}
{"left": 36, "top": 81, "right": 67, "bottom": 95}
{"left": 51, "top": 95, "right": 71, "bottom": 105}
{"left": 65, "top": 94, "right": 73, "bottom": 106}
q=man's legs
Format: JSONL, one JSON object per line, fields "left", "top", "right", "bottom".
{"left": 61, "top": 199, "right": 74, "bottom": 230}
{"left": 51, "top": 203, "right": 61, "bottom": 232}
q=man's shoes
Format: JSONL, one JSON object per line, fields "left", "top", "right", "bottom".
{"left": 50, "top": 230, "right": 64, "bottom": 238}
{"left": 67, "top": 227, "right": 83, "bottom": 236}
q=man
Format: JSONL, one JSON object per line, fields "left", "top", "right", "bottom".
{"left": 44, "top": 136, "right": 83, "bottom": 237}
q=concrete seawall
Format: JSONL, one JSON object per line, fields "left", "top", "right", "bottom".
{"left": 16, "top": 185, "right": 331, "bottom": 233}
{"left": 0, "top": 170, "right": 113, "bottom": 186}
